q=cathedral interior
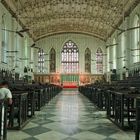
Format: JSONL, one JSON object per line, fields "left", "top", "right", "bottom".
{"left": 0, "top": 0, "right": 140, "bottom": 140}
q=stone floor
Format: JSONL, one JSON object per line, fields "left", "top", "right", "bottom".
{"left": 8, "top": 90, "right": 135, "bottom": 140}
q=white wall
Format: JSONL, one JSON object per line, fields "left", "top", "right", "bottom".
{"left": 0, "top": 3, "right": 34, "bottom": 77}
{"left": 35, "top": 33, "right": 106, "bottom": 74}
{"left": 106, "top": 4, "right": 140, "bottom": 80}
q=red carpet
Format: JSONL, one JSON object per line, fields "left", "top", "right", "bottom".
{"left": 62, "top": 82, "right": 78, "bottom": 88}
{"left": 63, "top": 85, "right": 78, "bottom": 88}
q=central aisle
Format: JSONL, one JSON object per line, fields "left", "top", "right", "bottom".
{"left": 8, "top": 90, "right": 134, "bottom": 140}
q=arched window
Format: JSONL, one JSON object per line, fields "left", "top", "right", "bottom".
{"left": 133, "top": 15, "right": 140, "bottom": 63}
{"left": 61, "top": 40, "right": 79, "bottom": 73}
{"left": 96, "top": 48, "right": 103, "bottom": 74}
{"left": 85, "top": 48, "right": 91, "bottom": 73}
{"left": 38, "top": 49, "right": 45, "bottom": 73}
{"left": 50, "top": 48, "right": 56, "bottom": 73}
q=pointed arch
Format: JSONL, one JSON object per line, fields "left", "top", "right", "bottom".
{"left": 85, "top": 48, "right": 91, "bottom": 73}
{"left": 49, "top": 48, "right": 56, "bottom": 73}
{"left": 96, "top": 48, "right": 103, "bottom": 74}
{"left": 61, "top": 40, "right": 79, "bottom": 73}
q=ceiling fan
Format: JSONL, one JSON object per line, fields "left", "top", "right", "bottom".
{"left": 2, "top": 28, "right": 29, "bottom": 37}
{"left": 105, "top": 43, "right": 118, "bottom": 48}
{"left": 30, "top": 43, "right": 36, "bottom": 47}
{"left": 117, "top": 56, "right": 126, "bottom": 59}
{"left": 29, "top": 61, "right": 34, "bottom": 64}
{"left": 109, "top": 61, "right": 113, "bottom": 64}
{"left": 19, "top": 58, "right": 29, "bottom": 60}
{"left": 29, "top": 43, "right": 41, "bottom": 49}
{"left": 6, "top": 56, "right": 15, "bottom": 58}
{"left": 130, "top": 48, "right": 140, "bottom": 51}
{"left": 6, "top": 50, "right": 19, "bottom": 53}
{"left": 44, "top": 59, "right": 51, "bottom": 62}
{"left": 118, "top": 26, "right": 140, "bottom": 36}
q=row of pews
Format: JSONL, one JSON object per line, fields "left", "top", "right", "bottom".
{"left": 0, "top": 69, "right": 20, "bottom": 81}
{"left": 79, "top": 78, "right": 140, "bottom": 140}
{"left": 0, "top": 82, "right": 62, "bottom": 140}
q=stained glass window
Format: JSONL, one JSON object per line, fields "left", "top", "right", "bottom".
{"left": 50, "top": 48, "right": 56, "bottom": 73}
{"left": 38, "top": 49, "right": 45, "bottom": 73}
{"left": 61, "top": 40, "right": 79, "bottom": 73}
{"left": 85, "top": 48, "right": 91, "bottom": 73}
{"left": 96, "top": 48, "right": 103, "bottom": 74}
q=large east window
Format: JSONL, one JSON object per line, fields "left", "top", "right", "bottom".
{"left": 61, "top": 40, "right": 79, "bottom": 73}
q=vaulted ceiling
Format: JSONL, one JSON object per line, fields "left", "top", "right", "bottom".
{"left": 1, "top": 0, "right": 140, "bottom": 41}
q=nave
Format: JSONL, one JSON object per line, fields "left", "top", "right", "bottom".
{"left": 8, "top": 90, "right": 134, "bottom": 140}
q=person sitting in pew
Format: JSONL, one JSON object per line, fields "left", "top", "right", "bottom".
{"left": 0, "top": 80, "right": 12, "bottom": 129}
{"left": 0, "top": 80, "right": 12, "bottom": 104}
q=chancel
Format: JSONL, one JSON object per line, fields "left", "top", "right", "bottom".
{"left": 0, "top": 0, "right": 140, "bottom": 140}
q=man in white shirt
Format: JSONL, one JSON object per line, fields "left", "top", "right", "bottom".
{"left": 0, "top": 81, "right": 12, "bottom": 135}
{"left": 0, "top": 81, "right": 12, "bottom": 104}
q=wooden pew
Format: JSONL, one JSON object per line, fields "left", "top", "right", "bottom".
{"left": 34, "top": 88, "right": 44, "bottom": 111}
{"left": 105, "top": 87, "right": 140, "bottom": 130}
{"left": 8, "top": 92, "right": 28, "bottom": 130}
{"left": 79, "top": 84, "right": 108, "bottom": 110}
{"left": 0, "top": 100, "right": 7, "bottom": 140}
{"left": 7, "top": 83, "right": 62, "bottom": 130}
{"left": 79, "top": 82, "right": 140, "bottom": 131}
{"left": 135, "top": 97, "right": 140, "bottom": 140}
{"left": 27, "top": 90, "right": 35, "bottom": 117}
{"left": 10, "top": 84, "right": 36, "bottom": 118}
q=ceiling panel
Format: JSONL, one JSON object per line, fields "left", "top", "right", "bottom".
{"left": 1, "top": 0, "right": 140, "bottom": 41}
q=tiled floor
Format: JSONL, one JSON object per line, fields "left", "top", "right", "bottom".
{"left": 8, "top": 90, "right": 135, "bottom": 140}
